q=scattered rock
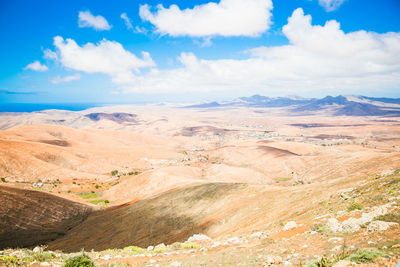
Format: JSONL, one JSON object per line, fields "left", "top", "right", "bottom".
{"left": 211, "top": 241, "right": 221, "bottom": 248}
{"left": 367, "top": 220, "right": 398, "bottom": 232}
{"left": 341, "top": 218, "right": 361, "bottom": 233}
{"left": 264, "top": 255, "right": 282, "bottom": 265}
{"left": 327, "top": 203, "right": 393, "bottom": 233}
{"left": 33, "top": 246, "right": 43, "bottom": 253}
{"left": 338, "top": 188, "right": 354, "bottom": 200}
{"left": 101, "top": 254, "right": 112, "bottom": 260}
{"left": 169, "top": 261, "right": 181, "bottom": 267}
{"left": 147, "top": 246, "right": 154, "bottom": 251}
{"left": 224, "top": 237, "right": 241, "bottom": 245}
{"left": 331, "top": 245, "right": 342, "bottom": 252}
{"left": 156, "top": 243, "right": 166, "bottom": 248}
{"left": 332, "top": 260, "right": 354, "bottom": 267}
{"left": 328, "top": 237, "right": 343, "bottom": 243}
{"left": 250, "top": 231, "right": 268, "bottom": 239}
{"left": 283, "top": 221, "right": 297, "bottom": 231}
{"left": 327, "top": 218, "right": 341, "bottom": 232}
{"left": 186, "top": 234, "right": 211, "bottom": 243}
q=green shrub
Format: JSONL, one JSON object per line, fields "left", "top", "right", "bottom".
{"left": 89, "top": 199, "right": 109, "bottom": 205}
{"left": 32, "top": 251, "right": 55, "bottom": 262}
{"left": 63, "top": 253, "right": 95, "bottom": 267}
{"left": 79, "top": 193, "right": 98, "bottom": 199}
{"left": 347, "top": 202, "right": 362, "bottom": 211}
{"left": 153, "top": 246, "right": 167, "bottom": 253}
{"left": 0, "top": 255, "right": 20, "bottom": 265}
{"left": 169, "top": 242, "right": 184, "bottom": 250}
{"left": 1, "top": 177, "right": 6, "bottom": 183}
{"left": 122, "top": 246, "right": 142, "bottom": 253}
{"left": 182, "top": 242, "right": 201, "bottom": 249}
{"left": 310, "top": 223, "right": 327, "bottom": 233}
{"left": 111, "top": 170, "right": 118, "bottom": 176}
{"left": 346, "top": 249, "right": 385, "bottom": 263}
{"left": 374, "top": 210, "right": 400, "bottom": 223}
{"left": 304, "top": 256, "right": 331, "bottom": 267}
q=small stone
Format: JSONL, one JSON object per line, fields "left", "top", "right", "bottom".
{"left": 332, "top": 260, "right": 353, "bottom": 267}
{"left": 101, "top": 254, "right": 112, "bottom": 260}
{"left": 147, "top": 245, "right": 154, "bottom": 251}
{"left": 33, "top": 246, "right": 43, "bottom": 253}
{"left": 169, "top": 262, "right": 181, "bottom": 267}
{"left": 250, "top": 231, "right": 267, "bottom": 239}
{"left": 367, "top": 220, "right": 398, "bottom": 232}
{"left": 283, "top": 221, "right": 297, "bottom": 231}
{"left": 186, "top": 234, "right": 211, "bottom": 243}
{"left": 211, "top": 241, "right": 221, "bottom": 248}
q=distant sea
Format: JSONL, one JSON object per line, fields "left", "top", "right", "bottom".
{"left": 0, "top": 103, "right": 104, "bottom": 112}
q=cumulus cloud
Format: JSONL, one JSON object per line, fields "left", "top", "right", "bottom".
{"left": 50, "top": 74, "right": 81, "bottom": 84}
{"left": 121, "top": 13, "right": 133, "bottom": 30}
{"left": 115, "top": 8, "right": 400, "bottom": 95}
{"left": 139, "top": 0, "right": 273, "bottom": 37}
{"left": 24, "top": 61, "right": 48, "bottom": 72}
{"left": 78, "top": 11, "right": 111, "bottom": 30}
{"left": 50, "top": 9, "right": 400, "bottom": 96}
{"left": 51, "top": 36, "right": 155, "bottom": 85}
{"left": 318, "top": 0, "right": 346, "bottom": 11}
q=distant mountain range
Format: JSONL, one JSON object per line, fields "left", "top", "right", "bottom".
{"left": 185, "top": 95, "right": 400, "bottom": 116}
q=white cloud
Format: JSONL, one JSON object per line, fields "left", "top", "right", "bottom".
{"left": 52, "top": 36, "right": 155, "bottom": 85}
{"left": 114, "top": 8, "right": 400, "bottom": 95}
{"left": 78, "top": 11, "right": 111, "bottom": 30}
{"left": 121, "top": 13, "right": 133, "bottom": 30}
{"left": 23, "top": 61, "right": 48, "bottom": 72}
{"left": 139, "top": 0, "right": 273, "bottom": 37}
{"left": 318, "top": 0, "right": 346, "bottom": 11}
{"left": 50, "top": 9, "right": 400, "bottom": 96}
{"left": 50, "top": 74, "right": 81, "bottom": 84}
{"left": 43, "top": 49, "right": 58, "bottom": 60}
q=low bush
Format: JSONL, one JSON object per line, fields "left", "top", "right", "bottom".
{"left": 79, "top": 193, "right": 98, "bottom": 199}
{"left": 374, "top": 210, "right": 400, "bottom": 224}
{"left": 63, "top": 253, "right": 95, "bottom": 267}
{"left": 347, "top": 202, "right": 362, "bottom": 211}
{"left": 32, "top": 251, "right": 56, "bottom": 262}
{"left": 0, "top": 255, "right": 20, "bottom": 265}
{"left": 346, "top": 249, "right": 385, "bottom": 263}
{"left": 122, "top": 246, "right": 142, "bottom": 253}
{"left": 89, "top": 199, "right": 109, "bottom": 205}
{"left": 182, "top": 242, "right": 201, "bottom": 249}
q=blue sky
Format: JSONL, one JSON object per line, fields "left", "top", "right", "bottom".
{"left": 1, "top": 0, "right": 399, "bottom": 104}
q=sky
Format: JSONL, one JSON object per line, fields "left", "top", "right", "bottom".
{"left": 0, "top": 0, "right": 400, "bottom": 104}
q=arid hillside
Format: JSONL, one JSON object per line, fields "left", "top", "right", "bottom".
{"left": 0, "top": 185, "right": 91, "bottom": 249}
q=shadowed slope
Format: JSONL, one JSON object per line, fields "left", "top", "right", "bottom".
{"left": 49, "top": 183, "right": 249, "bottom": 252}
{"left": 0, "top": 186, "right": 92, "bottom": 249}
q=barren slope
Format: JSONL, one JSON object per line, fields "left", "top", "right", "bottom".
{"left": 0, "top": 185, "right": 91, "bottom": 249}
